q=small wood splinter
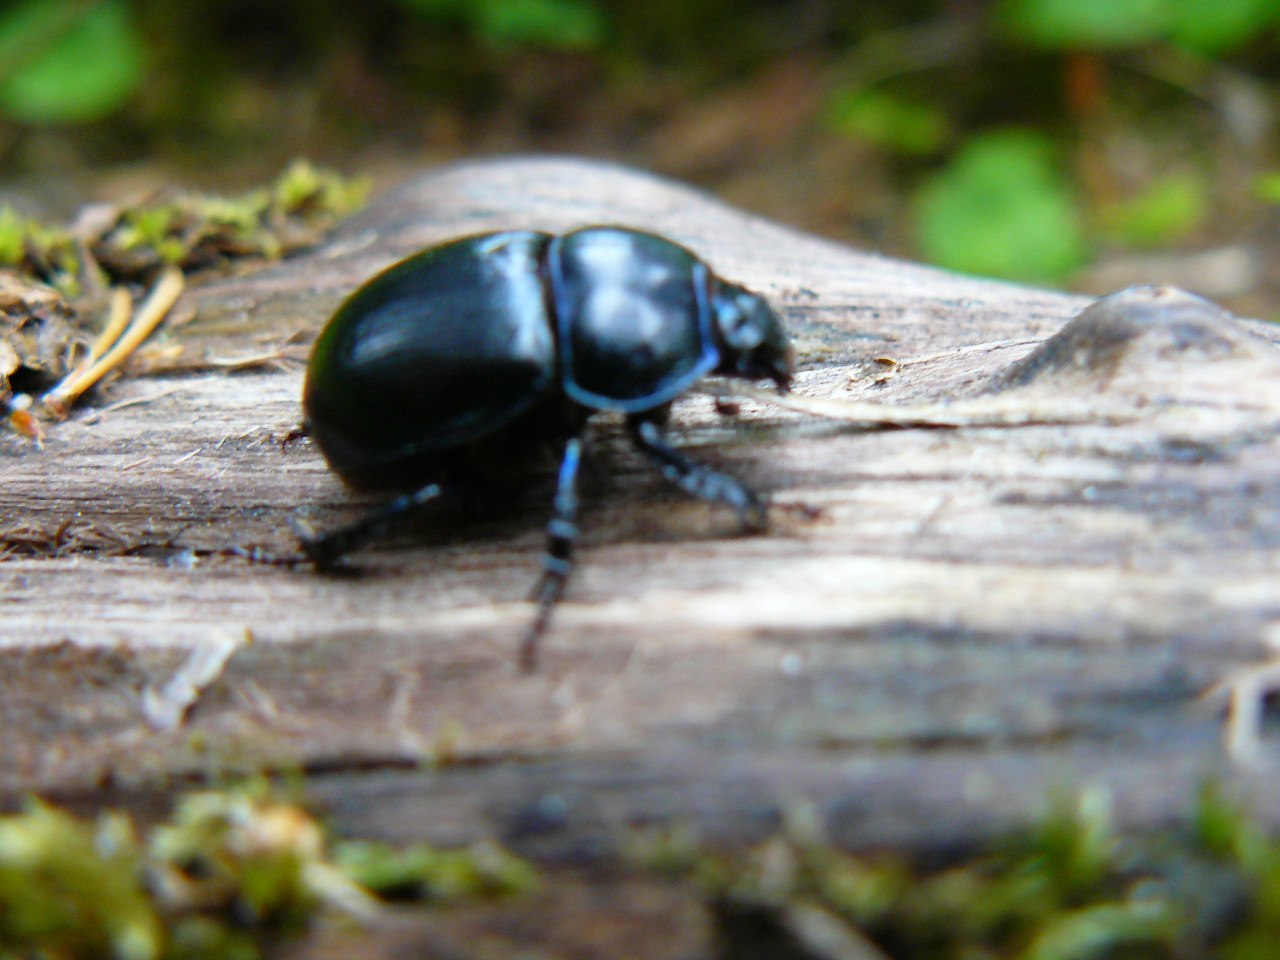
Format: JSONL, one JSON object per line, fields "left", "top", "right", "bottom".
{"left": 1202, "top": 653, "right": 1280, "bottom": 768}
{"left": 40, "top": 267, "right": 185, "bottom": 418}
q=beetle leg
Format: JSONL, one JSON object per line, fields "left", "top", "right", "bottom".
{"left": 521, "top": 436, "right": 584, "bottom": 672}
{"left": 627, "top": 416, "right": 767, "bottom": 531}
{"left": 296, "top": 482, "right": 444, "bottom": 569}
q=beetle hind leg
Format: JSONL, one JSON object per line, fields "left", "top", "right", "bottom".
{"left": 296, "top": 482, "right": 445, "bottom": 569}
{"left": 627, "top": 416, "right": 767, "bottom": 531}
{"left": 521, "top": 436, "right": 584, "bottom": 672}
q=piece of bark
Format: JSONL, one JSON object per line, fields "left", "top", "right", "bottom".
{"left": 3, "top": 156, "right": 1280, "bottom": 870}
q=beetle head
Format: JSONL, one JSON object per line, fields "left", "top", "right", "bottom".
{"left": 710, "top": 282, "right": 793, "bottom": 392}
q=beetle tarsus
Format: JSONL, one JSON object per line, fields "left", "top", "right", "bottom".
{"left": 520, "top": 580, "right": 562, "bottom": 673}
{"left": 296, "top": 483, "right": 445, "bottom": 569}
{"left": 627, "top": 416, "right": 767, "bottom": 532}
{"left": 520, "top": 437, "right": 584, "bottom": 671}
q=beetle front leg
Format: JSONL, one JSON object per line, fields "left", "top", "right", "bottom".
{"left": 626, "top": 415, "right": 767, "bottom": 532}
{"left": 296, "top": 482, "right": 445, "bottom": 569}
{"left": 521, "top": 436, "right": 584, "bottom": 672}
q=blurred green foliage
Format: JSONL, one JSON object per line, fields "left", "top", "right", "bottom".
{"left": 1098, "top": 174, "right": 1208, "bottom": 248}
{"left": 1000, "top": 0, "right": 1176, "bottom": 49}
{"left": 0, "top": 0, "right": 1277, "bottom": 287}
{"left": 1256, "top": 172, "right": 1280, "bottom": 204}
{"left": 400, "top": 0, "right": 606, "bottom": 48}
{"left": 999, "top": 0, "right": 1280, "bottom": 54}
{"left": 5, "top": 1, "right": 1272, "bottom": 129}
{"left": 0, "top": 0, "right": 143, "bottom": 123}
{"left": 825, "top": 89, "right": 951, "bottom": 156}
{"left": 914, "top": 129, "right": 1087, "bottom": 282}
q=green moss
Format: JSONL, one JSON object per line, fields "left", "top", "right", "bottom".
{"left": 7, "top": 781, "right": 1280, "bottom": 959}
{"left": 271, "top": 159, "right": 371, "bottom": 220}
{"left": 0, "top": 161, "right": 369, "bottom": 298}
{"left": 0, "top": 203, "right": 79, "bottom": 291}
{"left": 0, "top": 803, "right": 162, "bottom": 960}
{"left": 0, "top": 784, "right": 537, "bottom": 960}
{"left": 93, "top": 161, "right": 370, "bottom": 283}
{"left": 334, "top": 838, "right": 539, "bottom": 901}
{"left": 148, "top": 788, "right": 327, "bottom": 935}
{"left": 702, "top": 787, "right": 1280, "bottom": 960}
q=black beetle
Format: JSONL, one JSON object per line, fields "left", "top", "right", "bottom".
{"left": 301, "top": 226, "right": 792, "bottom": 669}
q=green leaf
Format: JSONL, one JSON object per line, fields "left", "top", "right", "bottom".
{"left": 1097, "top": 174, "right": 1206, "bottom": 248}
{"left": 0, "top": 0, "right": 144, "bottom": 124}
{"left": 397, "top": 0, "right": 605, "bottom": 48}
{"left": 998, "top": 0, "right": 1171, "bottom": 48}
{"left": 1255, "top": 172, "right": 1280, "bottom": 204}
{"left": 825, "top": 89, "right": 950, "bottom": 156}
{"left": 479, "top": 0, "right": 605, "bottom": 48}
{"left": 913, "top": 129, "right": 1087, "bottom": 283}
{"left": 1168, "top": 0, "right": 1280, "bottom": 54}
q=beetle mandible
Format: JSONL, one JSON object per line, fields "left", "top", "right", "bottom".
{"left": 300, "top": 226, "right": 793, "bottom": 669}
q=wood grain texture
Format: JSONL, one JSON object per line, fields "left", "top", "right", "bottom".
{"left": 3, "top": 156, "right": 1280, "bottom": 865}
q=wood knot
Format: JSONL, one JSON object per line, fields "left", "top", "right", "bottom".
{"left": 988, "top": 285, "right": 1270, "bottom": 393}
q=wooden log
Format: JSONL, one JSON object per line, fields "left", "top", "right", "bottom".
{"left": 3, "top": 156, "right": 1280, "bottom": 866}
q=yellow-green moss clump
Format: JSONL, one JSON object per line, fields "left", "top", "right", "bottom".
{"left": 0, "top": 784, "right": 535, "bottom": 960}
{"left": 94, "top": 160, "right": 369, "bottom": 283}
{"left": 0, "top": 160, "right": 369, "bottom": 296}
{"left": 7, "top": 782, "right": 1280, "bottom": 959}
{"left": 700, "top": 787, "right": 1280, "bottom": 960}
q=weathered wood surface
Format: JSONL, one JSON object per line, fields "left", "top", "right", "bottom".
{"left": 4, "top": 156, "right": 1280, "bottom": 864}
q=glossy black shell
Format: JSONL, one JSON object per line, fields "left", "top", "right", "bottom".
{"left": 548, "top": 229, "right": 717, "bottom": 410}
{"left": 304, "top": 227, "right": 730, "bottom": 489}
{"left": 304, "top": 231, "right": 555, "bottom": 487}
